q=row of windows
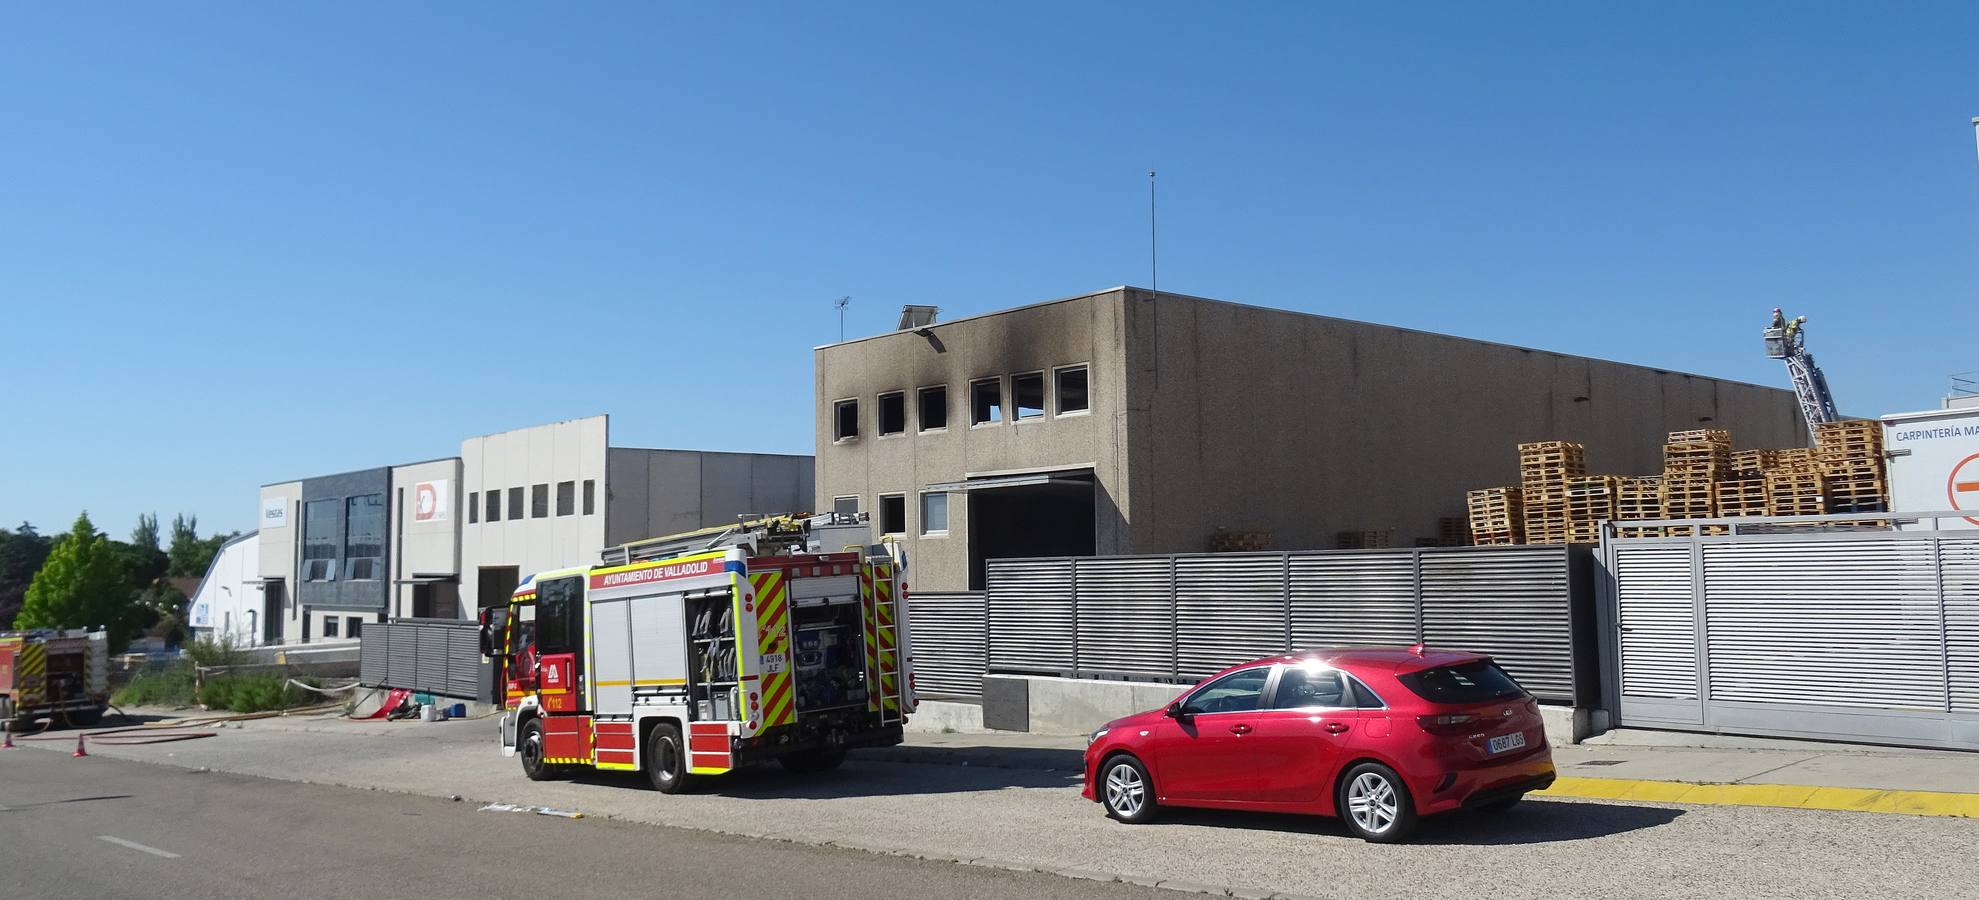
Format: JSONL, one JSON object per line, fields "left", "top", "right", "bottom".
{"left": 300, "top": 493, "right": 386, "bottom": 582}
{"left": 833, "top": 364, "right": 1089, "bottom": 442}
{"left": 467, "top": 479, "right": 596, "bottom": 524}
{"left": 834, "top": 491, "right": 949, "bottom": 538}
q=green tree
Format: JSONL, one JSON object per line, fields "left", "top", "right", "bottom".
{"left": 167, "top": 513, "right": 225, "bottom": 578}
{"left": 17, "top": 512, "right": 138, "bottom": 650}
{"left": 131, "top": 512, "right": 161, "bottom": 552}
{"left": 0, "top": 522, "right": 54, "bottom": 628}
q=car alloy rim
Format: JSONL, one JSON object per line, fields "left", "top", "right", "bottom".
{"left": 1105, "top": 763, "right": 1145, "bottom": 817}
{"left": 1347, "top": 772, "right": 1398, "bottom": 834}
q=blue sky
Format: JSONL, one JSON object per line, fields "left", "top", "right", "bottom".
{"left": 3, "top": 4, "right": 1975, "bottom": 536}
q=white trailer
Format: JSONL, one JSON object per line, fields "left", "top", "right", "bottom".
{"left": 1882, "top": 407, "right": 1979, "bottom": 529}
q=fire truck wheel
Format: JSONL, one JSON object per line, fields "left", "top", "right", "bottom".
{"left": 778, "top": 748, "right": 847, "bottom": 774}
{"left": 646, "top": 722, "right": 698, "bottom": 794}
{"left": 519, "top": 718, "right": 559, "bottom": 781}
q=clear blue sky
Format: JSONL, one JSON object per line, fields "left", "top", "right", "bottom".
{"left": 3, "top": 4, "right": 1975, "bottom": 537}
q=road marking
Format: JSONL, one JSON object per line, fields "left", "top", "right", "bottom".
{"left": 1538, "top": 776, "right": 1979, "bottom": 818}
{"left": 98, "top": 835, "right": 181, "bottom": 858}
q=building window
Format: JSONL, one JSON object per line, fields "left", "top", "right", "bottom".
{"left": 531, "top": 483, "right": 549, "bottom": 518}
{"left": 582, "top": 480, "right": 596, "bottom": 515}
{"left": 918, "top": 385, "right": 948, "bottom": 432}
{"left": 485, "top": 489, "right": 501, "bottom": 523}
{"left": 878, "top": 392, "right": 906, "bottom": 436}
{"left": 1013, "top": 372, "right": 1045, "bottom": 420}
{"left": 1056, "top": 364, "right": 1090, "bottom": 415}
{"left": 833, "top": 496, "right": 859, "bottom": 517}
{"left": 556, "top": 481, "right": 575, "bottom": 516}
{"left": 322, "top": 616, "right": 340, "bottom": 639}
{"left": 878, "top": 494, "right": 906, "bottom": 536}
{"left": 346, "top": 617, "right": 363, "bottom": 639}
{"left": 468, "top": 491, "right": 479, "bottom": 524}
{"left": 302, "top": 499, "right": 339, "bottom": 581}
{"left": 921, "top": 492, "right": 949, "bottom": 535}
{"left": 970, "top": 378, "right": 1002, "bottom": 426}
{"left": 507, "top": 487, "right": 523, "bottom": 521}
{"left": 344, "top": 493, "right": 385, "bottom": 581}
{"left": 834, "top": 399, "right": 860, "bottom": 442}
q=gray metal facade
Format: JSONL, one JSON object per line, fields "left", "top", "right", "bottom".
{"left": 966, "top": 546, "right": 1586, "bottom": 703}
{"left": 298, "top": 467, "right": 392, "bottom": 612}
{"left": 358, "top": 619, "right": 488, "bottom": 701}
{"left": 1598, "top": 516, "right": 1979, "bottom": 751}
{"left": 906, "top": 591, "right": 987, "bottom": 698}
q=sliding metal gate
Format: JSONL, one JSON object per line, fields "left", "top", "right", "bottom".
{"left": 983, "top": 546, "right": 1589, "bottom": 704}
{"left": 358, "top": 618, "right": 489, "bottom": 701}
{"left": 1600, "top": 518, "right": 1979, "bottom": 750}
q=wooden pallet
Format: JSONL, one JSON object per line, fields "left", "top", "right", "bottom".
{"left": 1615, "top": 524, "right": 1668, "bottom": 539}
{"left": 1826, "top": 475, "right": 1888, "bottom": 513}
{"left": 1774, "top": 447, "right": 1818, "bottom": 471}
{"left": 1208, "top": 529, "right": 1271, "bottom": 552}
{"left": 1437, "top": 516, "right": 1468, "bottom": 545}
{"left": 1521, "top": 490, "right": 1570, "bottom": 544}
{"left": 1666, "top": 429, "right": 1731, "bottom": 445}
{"left": 1466, "top": 487, "right": 1523, "bottom": 536}
{"left": 1714, "top": 478, "right": 1770, "bottom": 517}
{"left": 1730, "top": 449, "right": 1779, "bottom": 477}
{"left": 1518, "top": 441, "right": 1587, "bottom": 498}
{"left": 1471, "top": 528, "right": 1522, "bottom": 546}
{"left": 1662, "top": 478, "right": 1717, "bottom": 519}
{"left": 1566, "top": 476, "right": 1620, "bottom": 530}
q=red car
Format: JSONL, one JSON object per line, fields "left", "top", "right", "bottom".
{"left": 1081, "top": 646, "right": 1555, "bottom": 842}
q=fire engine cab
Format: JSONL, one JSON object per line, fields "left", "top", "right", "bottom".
{"left": 486, "top": 514, "right": 913, "bottom": 792}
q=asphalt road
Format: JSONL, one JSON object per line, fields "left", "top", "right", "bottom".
{"left": 0, "top": 750, "right": 1161, "bottom": 900}
{"left": 8, "top": 717, "right": 1977, "bottom": 899}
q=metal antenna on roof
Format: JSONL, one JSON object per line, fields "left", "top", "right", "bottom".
{"left": 1148, "top": 170, "right": 1158, "bottom": 294}
{"left": 834, "top": 296, "right": 850, "bottom": 342}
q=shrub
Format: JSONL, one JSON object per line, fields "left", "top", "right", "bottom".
{"left": 111, "top": 663, "right": 198, "bottom": 708}
{"left": 196, "top": 672, "right": 321, "bottom": 713}
{"left": 185, "top": 634, "right": 248, "bottom": 670}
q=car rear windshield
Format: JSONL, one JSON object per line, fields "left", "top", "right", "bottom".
{"left": 1396, "top": 660, "right": 1526, "bottom": 705}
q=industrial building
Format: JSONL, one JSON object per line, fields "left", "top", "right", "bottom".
{"left": 458, "top": 415, "right": 814, "bottom": 612}
{"left": 815, "top": 287, "right": 1806, "bottom": 592}
{"left": 186, "top": 532, "right": 262, "bottom": 646}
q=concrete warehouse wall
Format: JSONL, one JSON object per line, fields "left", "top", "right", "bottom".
{"left": 605, "top": 448, "right": 817, "bottom": 547}
{"left": 1119, "top": 289, "right": 1807, "bottom": 554}
{"left": 814, "top": 292, "right": 1133, "bottom": 593}
{"left": 390, "top": 457, "right": 463, "bottom": 618}
{"left": 460, "top": 416, "right": 611, "bottom": 610}
{"left": 257, "top": 480, "right": 302, "bottom": 636}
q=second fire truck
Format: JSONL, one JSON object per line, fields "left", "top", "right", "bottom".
{"left": 485, "top": 514, "right": 914, "bottom": 791}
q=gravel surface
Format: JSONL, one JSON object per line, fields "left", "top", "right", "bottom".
{"left": 15, "top": 715, "right": 1976, "bottom": 900}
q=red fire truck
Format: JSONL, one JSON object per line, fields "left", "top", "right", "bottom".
{"left": 486, "top": 515, "right": 913, "bottom": 792}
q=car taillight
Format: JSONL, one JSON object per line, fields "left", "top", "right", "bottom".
{"left": 1416, "top": 713, "right": 1478, "bottom": 735}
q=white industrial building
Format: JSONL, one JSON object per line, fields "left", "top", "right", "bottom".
{"left": 187, "top": 532, "right": 265, "bottom": 646}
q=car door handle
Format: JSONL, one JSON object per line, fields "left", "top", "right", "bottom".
{"left": 1325, "top": 722, "right": 1350, "bottom": 734}
{"left": 1229, "top": 724, "right": 1253, "bottom": 735}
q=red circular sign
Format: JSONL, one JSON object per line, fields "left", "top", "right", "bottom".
{"left": 1949, "top": 452, "right": 1979, "bottom": 527}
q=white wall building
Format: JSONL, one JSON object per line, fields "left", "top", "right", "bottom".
{"left": 188, "top": 532, "right": 266, "bottom": 646}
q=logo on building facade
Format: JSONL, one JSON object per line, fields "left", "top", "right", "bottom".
{"left": 414, "top": 480, "right": 449, "bottom": 523}
{"left": 262, "top": 497, "right": 288, "bottom": 529}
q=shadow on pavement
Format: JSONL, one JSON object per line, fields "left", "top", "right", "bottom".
{"left": 1148, "top": 797, "right": 1683, "bottom": 845}
{"left": 568, "top": 758, "right": 1081, "bottom": 800}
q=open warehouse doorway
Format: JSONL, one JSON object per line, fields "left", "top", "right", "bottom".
{"left": 936, "top": 471, "right": 1096, "bottom": 590}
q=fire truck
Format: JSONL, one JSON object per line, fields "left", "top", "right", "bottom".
{"left": 0, "top": 629, "right": 110, "bottom": 729}
{"left": 486, "top": 514, "right": 914, "bottom": 792}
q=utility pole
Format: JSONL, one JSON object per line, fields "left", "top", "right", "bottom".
{"left": 834, "top": 296, "right": 850, "bottom": 343}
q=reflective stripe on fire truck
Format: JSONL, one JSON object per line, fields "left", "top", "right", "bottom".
{"left": 592, "top": 720, "right": 639, "bottom": 771}
{"left": 16, "top": 643, "right": 46, "bottom": 704}
{"left": 874, "top": 563, "right": 899, "bottom": 718}
{"left": 861, "top": 565, "right": 880, "bottom": 713}
{"left": 749, "top": 570, "right": 796, "bottom": 731}
{"left": 687, "top": 721, "right": 734, "bottom": 774}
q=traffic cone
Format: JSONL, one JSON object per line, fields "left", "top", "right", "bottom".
{"left": 2, "top": 725, "right": 14, "bottom": 750}
{"left": 72, "top": 732, "right": 88, "bottom": 758}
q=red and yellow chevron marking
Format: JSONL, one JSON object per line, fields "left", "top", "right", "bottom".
{"left": 874, "top": 564, "right": 899, "bottom": 714}
{"left": 750, "top": 571, "right": 796, "bottom": 730}
{"left": 14, "top": 643, "right": 46, "bottom": 704}
{"left": 860, "top": 565, "right": 881, "bottom": 712}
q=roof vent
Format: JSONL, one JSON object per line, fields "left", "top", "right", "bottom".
{"left": 897, "top": 305, "right": 939, "bottom": 330}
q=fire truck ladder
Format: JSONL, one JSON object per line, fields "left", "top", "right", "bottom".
{"left": 1763, "top": 309, "right": 1840, "bottom": 435}
{"left": 601, "top": 513, "right": 870, "bottom": 566}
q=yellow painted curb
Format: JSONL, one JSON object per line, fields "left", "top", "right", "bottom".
{"left": 1537, "top": 776, "right": 1979, "bottom": 818}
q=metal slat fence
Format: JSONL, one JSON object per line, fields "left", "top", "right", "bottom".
{"left": 980, "top": 546, "right": 1580, "bottom": 702}
{"left": 358, "top": 619, "right": 490, "bottom": 701}
{"left": 908, "top": 592, "right": 987, "bottom": 698}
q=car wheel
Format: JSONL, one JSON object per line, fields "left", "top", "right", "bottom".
{"left": 1100, "top": 755, "right": 1158, "bottom": 824}
{"left": 519, "top": 718, "right": 558, "bottom": 781}
{"left": 646, "top": 722, "right": 698, "bottom": 794}
{"left": 779, "top": 748, "right": 847, "bottom": 774}
{"left": 1338, "top": 762, "right": 1418, "bottom": 843}
{"left": 1476, "top": 794, "right": 1523, "bottom": 813}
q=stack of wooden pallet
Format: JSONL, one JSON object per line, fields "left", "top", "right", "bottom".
{"left": 1816, "top": 420, "right": 1888, "bottom": 514}
{"left": 1662, "top": 429, "right": 1729, "bottom": 532}
{"left": 1335, "top": 530, "right": 1393, "bottom": 550}
{"left": 1566, "top": 475, "right": 1621, "bottom": 544}
{"left": 1715, "top": 477, "right": 1771, "bottom": 518}
{"left": 1616, "top": 476, "right": 1665, "bottom": 537}
{"left": 1433, "top": 517, "right": 1468, "bottom": 547}
{"left": 1208, "top": 529, "right": 1271, "bottom": 552}
{"left": 1519, "top": 441, "right": 1585, "bottom": 544}
{"left": 1466, "top": 488, "right": 1523, "bottom": 545}
{"left": 1731, "top": 449, "right": 1779, "bottom": 478}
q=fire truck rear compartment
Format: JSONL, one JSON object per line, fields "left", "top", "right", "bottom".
{"left": 791, "top": 602, "right": 867, "bottom": 714}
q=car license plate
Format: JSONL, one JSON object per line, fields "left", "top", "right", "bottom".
{"left": 1487, "top": 732, "right": 1526, "bottom": 754}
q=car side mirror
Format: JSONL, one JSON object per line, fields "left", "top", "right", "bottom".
{"left": 1165, "top": 701, "right": 1193, "bottom": 722}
